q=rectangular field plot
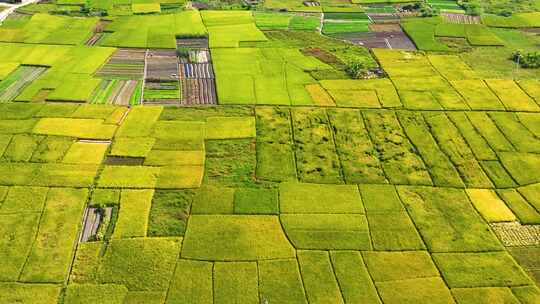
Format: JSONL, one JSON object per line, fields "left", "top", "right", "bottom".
{"left": 0, "top": 213, "right": 41, "bottom": 281}
{"left": 397, "top": 186, "right": 503, "bottom": 252}
{"left": 330, "top": 251, "right": 381, "bottom": 304}
{"left": 433, "top": 252, "right": 531, "bottom": 288}
{"left": 20, "top": 188, "right": 88, "bottom": 283}
{"left": 376, "top": 277, "right": 454, "bottom": 304}
{"left": 297, "top": 250, "right": 345, "bottom": 304}
{"left": 258, "top": 259, "right": 308, "bottom": 304}
{"left": 363, "top": 251, "right": 439, "bottom": 282}
{"left": 0, "top": 163, "right": 99, "bottom": 187}
{"left": 98, "top": 237, "right": 182, "bottom": 291}
{"left": 363, "top": 111, "right": 432, "bottom": 186}
{"left": 99, "top": 12, "right": 206, "bottom": 49}
{"left": 213, "top": 47, "right": 328, "bottom": 105}
{"left": 0, "top": 66, "right": 47, "bottom": 102}
{"left": 291, "top": 108, "right": 343, "bottom": 184}
{"left": 166, "top": 259, "right": 213, "bottom": 303}
{"left": 33, "top": 118, "right": 117, "bottom": 140}
{"left": 182, "top": 215, "right": 295, "bottom": 261}
{"left": 214, "top": 262, "right": 259, "bottom": 303}
{"left": 0, "top": 13, "right": 97, "bottom": 45}
{"left": 0, "top": 283, "right": 61, "bottom": 304}
{"left": 327, "top": 109, "right": 386, "bottom": 183}
{"left": 281, "top": 214, "right": 371, "bottom": 250}
{"left": 95, "top": 48, "right": 146, "bottom": 79}
{"left": 279, "top": 182, "right": 364, "bottom": 214}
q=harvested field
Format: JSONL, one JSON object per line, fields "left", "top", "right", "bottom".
{"left": 347, "top": 31, "right": 416, "bottom": 50}
{"left": 0, "top": 66, "right": 47, "bottom": 102}
{"left": 301, "top": 47, "right": 345, "bottom": 68}
{"left": 146, "top": 50, "right": 179, "bottom": 81}
{"left": 104, "top": 156, "right": 145, "bottom": 166}
{"left": 367, "top": 13, "right": 401, "bottom": 23}
{"left": 85, "top": 33, "right": 103, "bottom": 46}
{"left": 86, "top": 20, "right": 111, "bottom": 46}
{"left": 369, "top": 23, "right": 402, "bottom": 32}
{"left": 181, "top": 78, "right": 217, "bottom": 105}
{"left": 95, "top": 48, "right": 146, "bottom": 79}
{"left": 176, "top": 38, "right": 209, "bottom": 49}
{"left": 441, "top": 13, "right": 481, "bottom": 24}
{"left": 490, "top": 222, "right": 540, "bottom": 246}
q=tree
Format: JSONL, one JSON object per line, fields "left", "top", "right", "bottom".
{"left": 345, "top": 62, "right": 369, "bottom": 79}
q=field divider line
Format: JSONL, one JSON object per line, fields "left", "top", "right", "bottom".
{"left": 17, "top": 188, "right": 52, "bottom": 282}
{"left": 324, "top": 109, "right": 346, "bottom": 184}
{"left": 141, "top": 49, "right": 149, "bottom": 106}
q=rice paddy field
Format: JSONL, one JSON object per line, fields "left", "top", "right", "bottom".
{"left": 0, "top": 1, "right": 540, "bottom": 303}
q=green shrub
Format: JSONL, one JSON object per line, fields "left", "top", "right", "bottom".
{"left": 512, "top": 50, "right": 540, "bottom": 68}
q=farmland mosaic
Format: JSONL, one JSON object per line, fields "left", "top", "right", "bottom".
{"left": 0, "top": 0, "right": 539, "bottom": 302}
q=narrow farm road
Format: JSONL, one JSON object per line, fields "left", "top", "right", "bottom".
{"left": 0, "top": 0, "right": 40, "bottom": 23}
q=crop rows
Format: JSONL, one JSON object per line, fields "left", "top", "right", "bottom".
{"left": 256, "top": 107, "right": 540, "bottom": 192}
{"left": 0, "top": 102, "right": 539, "bottom": 303}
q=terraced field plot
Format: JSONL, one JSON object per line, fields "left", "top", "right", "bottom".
{"left": 0, "top": 7, "right": 540, "bottom": 304}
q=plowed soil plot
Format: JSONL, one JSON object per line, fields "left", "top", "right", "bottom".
{"left": 369, "top": 23, "right": 402, "bottom": 32}
{"left": 146, "top": 50, "right": 179, "bottom": 81}
{"left": 86, "top": 33, "right": 103, "bottom": 46}
{"left": 91, "top": 80, "right": 138, "bottom": 105}
{"left": 182, "top": 63, "right": 215, "bottom": 78}
{"left": 0, "top": 66, "right": 47, "bottom": 102}
{"left": 176, "top": 38, "right": 209, "bottom": 49}
{"left": 441, "top": 13, "right": 480, "bottom": 24}
{"left": 104, "top": 156, "right": 145, "bottom": 165}
{"left": 85, "top": 20, "right": 111, "bottom": 46}
{"left": 95, "top": 48, "right": 145, "bottom": 79}
{"left": 182, "top": 78, "right": 217, "bottom": 105}
{"left": 347, "top": 31, "right": 416, "bottom": 50}
{"left": 114, "top": 80, "right": 137, "bottom": 105}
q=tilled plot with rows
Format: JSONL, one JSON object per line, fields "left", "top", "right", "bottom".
{"left": 178, "top": 38, "right": 218, "bottom": 105}
{"left": 146, "top": 50, "right": 179, "bottom": 81}
{"left": 95, "top": 48, "right": 146, "bottom": 79}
